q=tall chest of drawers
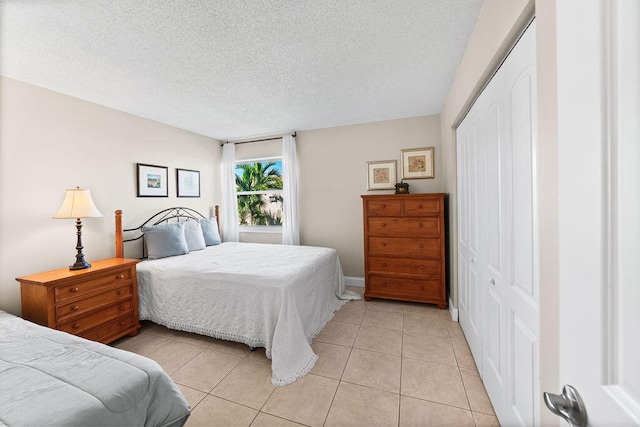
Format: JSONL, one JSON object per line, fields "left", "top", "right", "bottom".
{"left": 362, "top": 193, "right": 447, "bottom": 308}
{"left": 17, "top": 258, "right": 141, "bottom": 344}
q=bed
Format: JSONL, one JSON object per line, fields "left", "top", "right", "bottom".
{"left": 116, "top": 207, "right": 360, "bottom": 386}
{"left": 0, "top": 310, "right": 190, "bottom": 427}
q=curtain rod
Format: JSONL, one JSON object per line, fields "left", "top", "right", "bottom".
{"left": 220, "top": 132, "right": 296, "bottom": 147}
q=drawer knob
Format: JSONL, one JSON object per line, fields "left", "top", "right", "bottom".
{"left": 119, "top": 306, "right": 126, "bottom": 311}
{"left": 381, "top": 242, "right": 387, "bottom": 247}
{"left": 382, "top": 282, "right": 388, "bottom": 288}
{"left": 418, "top": 223, "right": 424, "bottom": 228}
{"left": 71, "top": 305, "right": 80, "bottom": 312}
{"left": 420, "top": 265, "right": 425, "bottom": 269}
{"left": 418, "top": 204, "right": 423, "bottom": 208}
{"left": 381, "top": 204, "right": 386, "bottom": 208}
{"left": 419, "top": 244, "right": 424, "bottom": 249}
{"left": 381, "top": 223, "right": 386, "bottom": 227}
{"left": 117, "top": 289, "right": 125, "bottom": 295}
{"left": 70, "top": 287, "right": 79, "bottom": 293}
{"left": 72, "top": 323, "right": 80, "bottom": 329}
{"left": 420, "top": 285, "right": 425, "bottom": 291}
{"left": 117, "top": 274, "right": 124, "bottom": 279}
{"left": 119, "top": 321, "right": 125, "bottom": 326}
{"left": 382, "top": 263, "right": 387, "bottom": 267}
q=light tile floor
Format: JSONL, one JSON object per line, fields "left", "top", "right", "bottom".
{"left": 113, "top": 288, "right": 499, "bottom": 426}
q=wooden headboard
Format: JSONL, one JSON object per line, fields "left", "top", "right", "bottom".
{"left": 115, "top": 205, "right": 220, "bottom": 258}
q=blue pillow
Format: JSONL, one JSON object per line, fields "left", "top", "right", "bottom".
{"left": 184, "top": 220, "right": 206, "bottom": 251}
{"left": 199, "top": 217, "right": 221, "bottom": 246}
{"left": 142, "top": 222, "right": 189, "bottom": 259}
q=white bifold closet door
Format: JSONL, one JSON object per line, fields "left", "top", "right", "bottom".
{"left": 456, "top": 20, "right": 538, "bottom": 426}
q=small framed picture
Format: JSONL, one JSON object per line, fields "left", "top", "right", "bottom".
{"left": 401, "top": 147, "right": 435, "bottom": 179}
{"left": 367, "top": 160, "right": 397, "bottom": 190}
{"left": 177, "top": 168, "right": 200, "bottom": 198}
{"left": 136, "top": 163, "right": 168, "bottom": 197}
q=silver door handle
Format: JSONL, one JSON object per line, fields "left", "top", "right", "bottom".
{"left": 543, "top": 385, "right": 587, "bottom": 427}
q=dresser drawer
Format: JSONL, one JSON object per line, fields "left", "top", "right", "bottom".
{"left": 55, "top": 269, "right": 132, "bottom": 303}
{"left": 80, "top": 314, "right": 137, "bottom": 343}
{"left": 55, "top": 284, "right": 133, "bottom": 323}
{"left": 57, "top": 299, "right": 133, "bottom": 335}
{"left": 368, "top": 256, "right": 441, "bottom": 277}
{"left": 364, "top": 199, "right": 402, "bottom": 216}
{"left": 403, "top": 198, "right": 441, "bottom": 216}
{"left": 368, "top": 276, "right": 443, "bottom": 299}
{"left": 367, "top": 217, "right": 441, "bottom": 237}
{"left": 368, "top": 236, "right": 441, "bottom": 258}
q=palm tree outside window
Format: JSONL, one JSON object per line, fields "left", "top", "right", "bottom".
{"left": 235, "top": 158, "right": 283, "bottom": 227}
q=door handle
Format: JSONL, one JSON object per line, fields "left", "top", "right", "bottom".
{"left": 543, "top": 385, "right": 587, "bottom": 427}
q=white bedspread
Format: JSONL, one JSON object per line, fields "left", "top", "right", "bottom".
{"left": 136, "top": 242, "right": 360, "bottom": 386}
{"left": 0, "top": 311, "right": 190, "bottom": 427}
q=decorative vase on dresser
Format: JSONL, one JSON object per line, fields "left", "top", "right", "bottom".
{"left": 16, "top": 257, "right": 141, "bottom": 344}
{"left": 361, "top": 193, "right": 447, "bottom": 308}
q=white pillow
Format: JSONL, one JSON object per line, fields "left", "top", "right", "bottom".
{"left": 184, "top": 220, "right": 206, "bottom": 251}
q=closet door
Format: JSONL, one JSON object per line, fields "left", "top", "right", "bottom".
{"left": 456, "top": 101, "right": 486, "bottom": 371}
{"left": 502, "top": 24, "right": 539, "bottom": 426}
{"left": 456, "top": 20, "right": 538, "bottom": 426}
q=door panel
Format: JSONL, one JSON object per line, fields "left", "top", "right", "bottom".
{"left": 457, "top": 110, "right": 485, "bottom": 372}
{"left": 555, "top": 0, "right": 640, "bottom": 424}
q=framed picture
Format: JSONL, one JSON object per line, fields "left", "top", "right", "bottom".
{"left": 401, "top": 147, "right": 435, "bottom": 179}
{"left": 136, "top": 163, "right": 168, "bottom": 197}
{"left": 367, "top": 160, "right": 397, "bottom": 190}
{"left": 177, "top": 168, "right": 200, "bottom": 197}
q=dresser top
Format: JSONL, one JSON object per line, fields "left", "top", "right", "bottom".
{"left": 361, "top": 193, "right": 446, "bottom": 199}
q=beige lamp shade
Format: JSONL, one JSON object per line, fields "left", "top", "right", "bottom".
{"left": 53, "top": 187, "right": 103, "bottom": 219}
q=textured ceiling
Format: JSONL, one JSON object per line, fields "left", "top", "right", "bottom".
{"left": 0, "top": 0, "right": 483, "bottom": 141}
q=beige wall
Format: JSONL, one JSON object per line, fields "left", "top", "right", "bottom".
{"left": 0, "top": 77, "right": 221, "bottom": 315}
{"left": 299, "top": 116, "right": 442, "bottom": 277}
{"left": 235, "top": 115, "right": 443, "bottom": 277}
{"left": 535, "top": 1, "right": 559, "bottom": 425}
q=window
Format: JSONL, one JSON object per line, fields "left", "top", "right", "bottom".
{"left": 235, "top": 158, "right": 283, "bottom": 228}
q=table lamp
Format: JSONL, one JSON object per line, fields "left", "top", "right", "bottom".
{"left": 53, "top": 187, "right": 103, "bottom": 270}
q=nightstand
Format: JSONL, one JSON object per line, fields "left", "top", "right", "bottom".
{"left": 16, "top": 258, "right": 141, "bottom": 344}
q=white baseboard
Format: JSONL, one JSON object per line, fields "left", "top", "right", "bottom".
{"left": 448, "top": 298, "right": 458, "bottom": 322}
{"left": 345, "top": 276, "right": 364, "bottom": 287}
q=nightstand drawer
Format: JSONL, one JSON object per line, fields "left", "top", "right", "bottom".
{"left": 56, "top": 284, "right": 133, "bottom": 322}
{"left": 55, "top": 269, "right": 132, "bottom": 303}
{"left": 368, "top": 256, "right": 441, "bottom": 277}
{"left": 80, "top": 314, "right": 136, "bottom": 343}
{"left": 57, "top": 299, "right": 133, "bottom": 336}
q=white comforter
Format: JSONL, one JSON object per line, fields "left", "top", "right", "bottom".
{"left": 136, "top": 242, "right": 360, "bottom": 386}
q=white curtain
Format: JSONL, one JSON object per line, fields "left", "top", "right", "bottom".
{"left": 221, "top": 143, "right": 240, "bottom": 242}
{"left": 282, "top": 135, "right": 300, "bottom": 245}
